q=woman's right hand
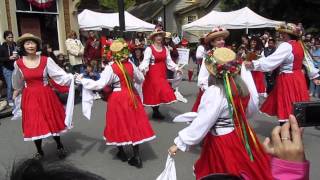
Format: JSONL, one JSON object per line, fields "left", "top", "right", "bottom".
{"left": 263, "top": 115, "right": 306, "bottom": 162}
{"left": 74, "top": 73, "right": 83, "bottom": 84}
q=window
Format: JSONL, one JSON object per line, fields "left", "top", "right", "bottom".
{"left": 187, "top": 15, "right": 197, "bottom": 23}
{"left": 16, "top": 0, "right": 58, "bottom": 14}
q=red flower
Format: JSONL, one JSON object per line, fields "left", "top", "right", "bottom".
{"left": 106, "top": 51, "right": 112, "bottom": 60}
{"left": 230, "top": 66, "right": 237, "bottom": 73}
{"left": 217, "top": 64, "right": 223, "bottom": 72}
{"left": 105, "top": 40, "right": 112, "bottom": 47}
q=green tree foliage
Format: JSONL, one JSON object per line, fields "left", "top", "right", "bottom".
{"left": 99, "top": 0, "right": 136, "bottom": 11}
{"left": 219, "top": 0, "right": 320, "bottom": 31}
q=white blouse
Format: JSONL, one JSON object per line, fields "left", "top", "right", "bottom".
{"left": 173, "top": 64, "right": 259, "bottom": 152}
{"left": 197, "top": 56, "right": 210, "bottom": 90}
{"left": 139, "top": 46, "right": 178, "bottom": 73}
{"left": 253, "top": 42, "right": 319, "bottom": 79}
{"left": 80, "top": 61, "right": 144, "bottom": 120}
{"left": 12, "top": 57, "right": 75, "bottom": 128}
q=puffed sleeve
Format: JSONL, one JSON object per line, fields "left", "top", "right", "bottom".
{"left": 81, "top": 65, "right": 115, "bottom": 90}
{"left": 165, "top": 47, "right": 179, "bottom": 72}
{"left": 174, "top": 86, "right": 224, "bottom": 151}
{"left": 253, "top": 42, "right": 292, "bottom": 72}
{"left": 129, "top": 61, "right": 144, "bottom": 84}
{"left": 80, "top": 65, "right": 116, "bottom": 120}
{"left": 47, "top": 57, "right": 74, "bottom": 85}
{"left": 12, "top": 62, "right": 24, "bottom": 91}
{"left": 197, "top": 57, "right": 210, "bottom": 90}
{"left": 139, "top": 47, "right": 152, "bottom": 73}
{"left": 240, "top": 63, "right": 259, "bottom": 118}
{"left": 47, "top": 57, "right": 75, "bottom": 129}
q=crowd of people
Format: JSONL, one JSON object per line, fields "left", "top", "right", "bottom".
{"left": 0, "top": 22, "right": 319, "bottom": 180}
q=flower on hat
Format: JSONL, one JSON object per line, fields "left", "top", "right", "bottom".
{"left": 104, "top": 38, "right": 130, "bottom": 62}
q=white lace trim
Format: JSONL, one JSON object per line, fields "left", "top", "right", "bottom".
{"left": 103, "top": 135, "right": 156, "bottom": 146}
{"left": 143, "top": 100, "right": 177, "bottom": 107}
{"left": 23, "top": 129, "right": 68, "bottom": 141}
{"left": 261, "top": 112, "right": 288, "bottom": 122}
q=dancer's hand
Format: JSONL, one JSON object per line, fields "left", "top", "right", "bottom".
{"left": 243, "top": 61, "right": 254, "bottom": 70}
{"left": 74, "top": 73, "right": 83, "bottom": 84}
{"left": 263, "top": 115, "right": 306, "bottom": 162}
{"left": 168, "top": 145, "right": 178, "bottom": 156}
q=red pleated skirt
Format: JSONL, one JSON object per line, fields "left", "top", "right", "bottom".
{"left": 260, "top": 70, "right": 309, "bottom": 121}
{"left": 251, "top": 71, "right": 266, "bottom": 94}
{"left": 22, "top": 86, "right": 67, "bottom": 141}
{"left": 194, "top": 131, "right": 272, "bottom": 180}
{"left": 142, "top": 62, "right": 176, "bottom": 106}
{"left": 191, "top": 89, "right": 204, "bottom": 112}
{"left": 104, "top": 89, "right": 155, "bottom": 145}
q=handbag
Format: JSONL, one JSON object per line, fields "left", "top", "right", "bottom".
{"left": 156, "top": 155, "right": 177, "bottom": 180}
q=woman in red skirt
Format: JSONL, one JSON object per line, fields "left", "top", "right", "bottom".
{"left": 139, "top": 27, "right": 181, "bottom": 119}
{"left": 169, "top": 48, "right": 272, "bottom": 180}
{"left": 12, "top": 33, "right": 75, "bottom": 159}
{"left": 245, "top": 23, "right": 320, "bottom": 124}
{"left": 248, "top": 36, "right": 266, "bottom": 97}
{"left": 192, "top": 27, "right": 230, "bottom": 112}
{"left": 77, "top": 39, "right": 155, "bottom": 168}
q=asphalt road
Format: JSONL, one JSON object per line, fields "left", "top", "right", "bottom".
{"left": 0, "top": 81, "right": 319, "bottom": 180}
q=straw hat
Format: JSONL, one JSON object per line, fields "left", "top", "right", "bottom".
{"left": 109, "top": 39, "right": 130, "bottom": 62}
{"left": 205, "top": 47, "right": 238, "bottom": 76}
{"left": 275, "top": 23, "right": 302, "bottom": 37}
{"left": 205, "top": 27, "right": 229, "bottom": 43}
{"left": 110, "top": 40, "right": 125, "bottom": 52}
{"left": 17, "top": 33, "right": 42, "bottom": 46}
{"left": 148, "top": 27, "right": 166, "bottom": 40}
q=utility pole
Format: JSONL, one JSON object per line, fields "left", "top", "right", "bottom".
{"left": 118, "top": 0, "right": 125, "bottom": 37}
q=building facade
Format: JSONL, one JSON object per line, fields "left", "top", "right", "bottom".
{"left": 129, "top": 0, "right": 221, "bottom": 42}
{"left": 0, "top": 0, "right": 80, "bottom": 52}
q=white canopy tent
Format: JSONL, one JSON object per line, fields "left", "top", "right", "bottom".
{"left": 78, "top": 9, "right": 155, "bottom": 31}
{"left": 182, "top": 7, "right": 283, "bottom": 33}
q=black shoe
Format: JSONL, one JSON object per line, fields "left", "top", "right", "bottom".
{"left": 128, "top": 156, "right": 143, "bottom": 168}
{"left": 57, "top": 148, "right": 67, "bottom": 159}
{"left": 152, "top": 112, "right": 165, "bottom": 120}
{"left": 33, "top": 152, "right": 44, "bottom": 160}
{"left": 116, "top": 150, "right": 128, "bottom": 162}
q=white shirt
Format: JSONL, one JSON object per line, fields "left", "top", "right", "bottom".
{"left": 174, "top": 64, "right": 259, "bottom": 152}
{"left": 139, "top": 46, "right": 178, "bottom": 73}
{"left": 253, "top": 42, "right": 319, "bottom": 79}
{"left": 80, "top": 61, "right": 144, "bottom": 119}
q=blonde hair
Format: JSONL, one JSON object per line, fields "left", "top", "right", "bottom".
{"left": 67, "top": 31, "right": 77, "bottom": 39}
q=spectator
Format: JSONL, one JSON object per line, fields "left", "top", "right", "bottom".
{"left": 264, "top": 38, "right": 278, "bottom": 94}
{"left": 84, "top": 31, "right": 101, "bottom": 70}
{"left": 10, "top": 159, "right": 105, "bottom": 180}
{"left": 310, "top": 39, "right": 320, "bottom": 97}
{"left": 65, "top": 30, "right": 85, "bottom": 73}
{"left": 81, "top": 63, "right": 101, "bottom": 100}
{"left": 263, "top": 115, "right": 310, "bottom": 180}
{"left": 130, "top": 45, "right": 144, "bottom": 67}
{"left": 134, "top": 31, "right": 147, "bottom": 47}
{"left": 0, "top": 31, "right": 18, "bottom": 106}
{"left": 241, "top": 34, "right": 250, "bottom": 50}
{"left": 41, "top": 43, "right": 57, "bottom": 62}
{"left": 56, "top": 52, "right": 70, "bottom": 73}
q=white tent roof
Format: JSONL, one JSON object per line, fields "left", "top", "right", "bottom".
{"left": 182, "top": 7, "right": 283, "bottom": 31}
{"left": 78, "top": 9, "right": 155, "bottom": 31}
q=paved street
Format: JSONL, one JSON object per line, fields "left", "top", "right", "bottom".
{"left": 0, "top": 81, "right": 319, "bottom": 180}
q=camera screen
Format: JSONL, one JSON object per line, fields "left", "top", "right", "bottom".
{"left": 306, "top": 105, "right": 320, "bottom": 124}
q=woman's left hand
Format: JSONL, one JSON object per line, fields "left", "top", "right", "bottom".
{"left": 168, "top": 145, "right": 178, "bottom": 156}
